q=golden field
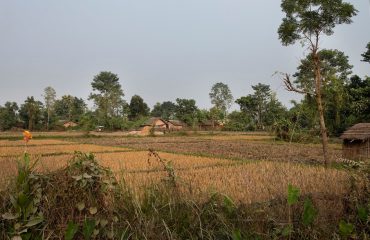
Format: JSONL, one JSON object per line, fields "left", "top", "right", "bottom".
{"left": 0, "top": 143, "right": 130, "bottom": 157}
{"left": 0, "top": 137, "right": 352, "bottom": 206}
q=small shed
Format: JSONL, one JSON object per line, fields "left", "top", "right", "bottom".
{"left": 167, "top": 120, "right": 186, "bottom": 131}
{"left": 340, "top": 123, "right": 370, "bottom": 160}
{"left": 63, "top": 121, "right": 78, "bottom": 128}
{"left": 198, "top": 120, "right": 223, "bottom": 131}
{"left": 140, "top": 117, "right": 168, "bottom": 134}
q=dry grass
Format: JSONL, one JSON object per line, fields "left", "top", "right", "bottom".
{"left": 121, "top": 162, "right": 350, "bottom": 204}
{"left": 0, "top": 139, "right": 73, "bottom": 146}
{"left": 199, "top": 135, "right": 275, "bottom": 141}
{"left": 0, "top": 139, "right": 351, "bottom": 206}
{"left": 75, "top": 136, "right": 342, "bottom": 163}
{"left": 0, "top": 143, "right": 130, "bottom": 157}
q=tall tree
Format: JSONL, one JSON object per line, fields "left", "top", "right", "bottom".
{"left": 361, "top": 42, "right": 370, "bottom": 63}
{"left": 89, "top": 71, "right": 125, "bottom": 128}
{"left": 54, "top": 95, "right": 86, "bottom": 122}
{"left": 151, "top": 101, "right": 176, "bottom": 120}
{"left": 128, "top": 95, "right": 150, "bottom": 120}
{"left": 43, "top": 86, "right": 56, "bottom": 130}
{"left": 209, "top": 82, "right": 233, "bottom": 117}
{"left": 344, "top": 75, "right": 370, "bottom": 124}
{"left": 0, "top": 102, "right": 18, "bottom": 131}
{"left": 294, "top": 49, "right": 353, "bottom": 134}
{"left": 235, "top": 83, "right": 279, "bottom": 130}
{"left": 175, "top": 98, "right": 198, "bottom": 126}
{"left": 278, "top": 0, "right": 357, "bottom": 166}
{"left": 252, "top": 83, "right": 271, "bottom": 129}
{"left": 19, "top": 97, "right": 43, "bottom": 130}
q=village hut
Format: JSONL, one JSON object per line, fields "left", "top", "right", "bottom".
{"left": 140, "top": 117, "right": 168, "bottom": 134}
{"left": 167, "top": 120, "right": 186, "bottom": 131}
{"left": 198, "top": 120, "right": 223, "bottom": 131}
{"left": 63, "top": 121, "right": 78, "bottom": 128}
{"left": 340, "top": 123, "right": 370, "bottom": 160}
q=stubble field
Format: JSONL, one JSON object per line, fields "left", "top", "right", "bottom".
{"left": 0, "top": 133, "right": 349, "bottom": 206}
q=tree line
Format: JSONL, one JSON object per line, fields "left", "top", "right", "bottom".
{"left": 0, "top": 1, "right": 369, "bottom": 148}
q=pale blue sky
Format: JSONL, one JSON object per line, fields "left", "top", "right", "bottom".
{"left": 0, "top": 0, "right": 369, "bottom": 110}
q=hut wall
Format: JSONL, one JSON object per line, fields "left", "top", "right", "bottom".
{"left": 343, "top": 140, "right": 369, "bottom": 160}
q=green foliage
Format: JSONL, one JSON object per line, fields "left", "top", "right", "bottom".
{"left": 151, "top": 101, "right": 176, "bottom": 120}
{"left": 0, "top": 102, "right": 18, "bottom": 131}
{"left": 19, "top": 96, "right": 44, "bottom": 130}
{"left": 54, "top": 95, "right": 87, "bottom": 123}
{"left": 361, "top": 42, "right": 370, "bottom": 63}
{"left": 293, "top": 49, "right": 353, "bottom": 135}
{"left": 82, "top": 219, "right": 96, "bottom": 240}
{"left": 236, "top": 83, "right": 286, "bottom": 130}
{"left": 175, "top": 98, "right": 199, "bottom": 127}
{"left": 121, "top": 116, "right": 149, "bottom": 131}
{"left": 302, "top": 198, "right": 317, "bottom": 226}
{"left": 43, "top": 86, "right": 57, "bottom": 130}
{"left": 344, "top": 75, "right": 370, "bottom": 124}
{"left": 338, "top": 220, "right": 354, "bottom": 237}
{"left": 1, "top": 153, "right": 44, "bottom": 239}
{"left": 357, "top": 205, "right": 368, "bottom": 222}
{"left": 278, "top": 0, "right": 357, "bottom": 46}
{"left": 65, "top": 221, "right": 79, "bottom": 240}
{"left": 89, "top": 71, "right": 125, "bottom": 129}
{"left": 231, "top": 229, "right": 242, "bottom": 240}
{"left": 79, "top": 111, "right": 98, "bottom": 132}
{"left": 287, "top": 184, "right": 300, "bottom": 206}
{"left": 224, "top": 111, "right": 253, "bottom": 131}
{"left": 128, "top": 95, "right": 150, "bottom": 120}
{"left": 294, "top": 49, "right": 352, "bottom": 93}
{"left": 209, "top": 82, "right": 234, "bottom": 116}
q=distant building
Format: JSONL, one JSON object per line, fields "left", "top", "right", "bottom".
{"left": 167, "top": 120, "right": 186, "bottom": 131}
{"left": 340, "top": 123, "right": 370, "bottom": 160}
{"left": 63, "top": 121, "right": 78, "bottom": 128}
{"left": 198, "top": 120, "right": 223, "bottom": 131}
{"left": 140, "top": 117, "right": 168, "bottom": 134}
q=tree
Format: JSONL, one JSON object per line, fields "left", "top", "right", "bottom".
{"left": 235, "top": 83, "right": 278, "bottom": 130}
{"left": 43, "top": 86, "right": 56, "bottom": 130}
{"left": 128, "top": 95, "right": 150, "bottom": 120}
{"left": 175, "top": 98, "right": 198, "bottom": 126}
{"left": 0, "top": 102, "right": 18, "bottom": 131}
{"left": 89, "top": 71, "right": 125, "bottom": 128}
{"left": 278, "top": 0, "right": 357, "bottom": 166}
{"left": 361, "top": 42, "right": 370, "bottom": 63}
{"left": 294, "top": 49, "right": 353, "bottom": 134}
{"left": 344, "top": 75, "right": 370, "bottom": 124}
{"left": 54, "top": 95, "right": 86, "bottom": 122}
{"left": 151, "top": 101, "right": 177, "bottom": 120}
{"left": 224, "top": 111, "right": 253, "bottom": 131}
{"left": 252, "top": 83, "right": 271, "bottom": 129}
{"left": 19, "top": 97, "right": 43, "bottom": 130}
{"left": 209, "top": 82, "right": 233, "bottom": 117}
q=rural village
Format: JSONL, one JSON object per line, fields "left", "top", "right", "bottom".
{"left": 0, "top": 1, "right": 369, "bottom": 239}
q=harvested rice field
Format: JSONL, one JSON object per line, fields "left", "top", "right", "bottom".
{"left": 74, "top": 135, "right": 342, "bottom": 163}
{"left": 0, "top": 135, "right": 352, "bottom": 205}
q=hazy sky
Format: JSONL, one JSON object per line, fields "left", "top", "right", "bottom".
{"left": 1, "top": 0, "right": 369, "bottom": 110}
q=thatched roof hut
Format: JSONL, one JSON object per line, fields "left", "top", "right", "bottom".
{"left": 167, "top": 120, "right": 186, "bottom": 131}
{"left": 340, "top": 123, "right": 370, "bottom": 160}
{"left": 139, "top": 117, "right": 168, "bottom": 134}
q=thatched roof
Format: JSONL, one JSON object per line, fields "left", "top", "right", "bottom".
{"left": 340, "top": 123, "right": 370, "bottom": 140}
{"left": 142, "top": 117, "right": 167, "bottom": 126}
{"left": 167, "top": 120, "right": 186, "bottom": 126}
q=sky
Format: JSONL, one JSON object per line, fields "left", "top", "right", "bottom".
{"left": 0, "top": 0, "right": 369, "bottom": 111}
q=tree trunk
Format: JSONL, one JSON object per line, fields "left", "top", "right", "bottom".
{"left": 46, "top": 109, "right": 50, "bottom": 131}
{"left": 313, "top": 49, "right": 330, "bottom": 167}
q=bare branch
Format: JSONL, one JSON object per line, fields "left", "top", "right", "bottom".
{"left": 283, "top": 73, "right": 307, "bottom": 95}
